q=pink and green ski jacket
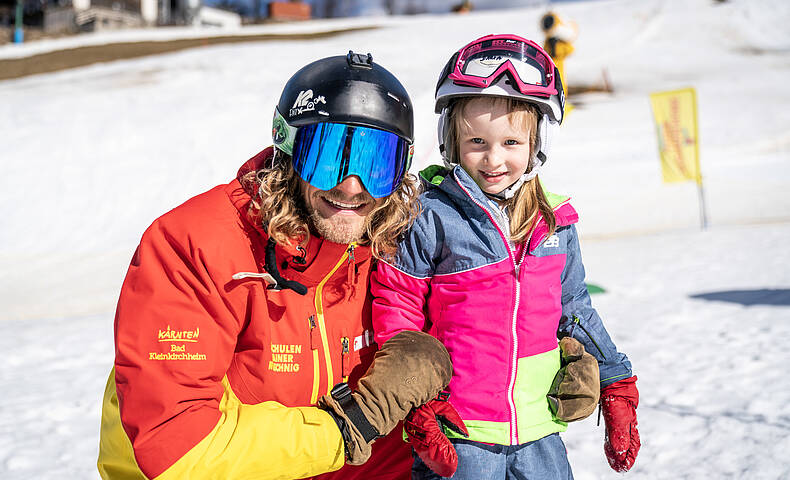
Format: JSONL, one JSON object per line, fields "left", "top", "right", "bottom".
{"left": 371, "top": 165, "right": 632, "bottom": 446}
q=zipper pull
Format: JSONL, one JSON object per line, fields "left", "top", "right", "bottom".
{"left": 309, "top": 315, "right": 319, "bottom": 350}
{"left": 341, "top": 336, "right": 351, "bottom": 378}
{"left": 346, "top": 243, "right": 357, "bottom": 299}
{"left": 573, "top": 315, "right": 606, "bottom": 360}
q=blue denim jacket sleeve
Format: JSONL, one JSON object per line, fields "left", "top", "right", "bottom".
{"left": 558, "top": 224, "right": 633, "bottom": 388}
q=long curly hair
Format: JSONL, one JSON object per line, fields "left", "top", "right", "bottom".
{"left": 241, "top": 150, "right": 421, "bottom": 260}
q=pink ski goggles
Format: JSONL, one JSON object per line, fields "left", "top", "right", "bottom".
{"left": 445, "top": 34, "right": 559, "bottom": 97}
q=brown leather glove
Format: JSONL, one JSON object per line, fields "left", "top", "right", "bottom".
{"left": 547, "top": 336, "right": 600, "bottom": 422}
{"left": 318, "top": 330, "right": 452, "bottom": 465}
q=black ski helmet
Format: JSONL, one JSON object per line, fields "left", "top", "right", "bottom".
{"left": 272, "top": 51, "right": 414, "bottom": 157}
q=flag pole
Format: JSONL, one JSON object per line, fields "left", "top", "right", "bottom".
{"left": 693, "top": 88, "right": 707, "bottom": 231}
{"left": 697, "top": 180, "right": 708, "bottom": 230}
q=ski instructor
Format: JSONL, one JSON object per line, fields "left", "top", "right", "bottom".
{"left": 97, "top": 51, "right": 453, "bottom": 480}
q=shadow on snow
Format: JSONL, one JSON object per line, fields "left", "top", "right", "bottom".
{"left": 689, "top": 288, "right": 790, "bottom": 306}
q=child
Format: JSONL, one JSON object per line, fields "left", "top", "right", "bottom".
{"left": 371, "top": 34, "right": 641, "bottom": 479}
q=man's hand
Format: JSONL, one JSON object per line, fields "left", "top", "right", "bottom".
{"left": 405, "top": 394, "right": 468, "bottom": 478}
{"left": 548, "top": 336, "right": 600, "bottom": 422}
{"left": 601, "top": 376, "right": 640, "bottom": 472}
{"left": 318, "top": 331, "right": 453, "bottom": 465}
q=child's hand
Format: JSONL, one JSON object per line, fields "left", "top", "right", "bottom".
{"left": 601, "top": 376, "right": 640, "bottom": 472}
{"left": 404, "top": 394, "right": 468, "bottom": 477}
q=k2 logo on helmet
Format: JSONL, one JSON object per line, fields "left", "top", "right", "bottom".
{"left": 290, "top": 89, "right": 327, "bottom": 116}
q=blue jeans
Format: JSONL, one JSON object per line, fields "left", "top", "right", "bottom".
{"left": 412, "top": 433, "right": 574, "bottom": 480}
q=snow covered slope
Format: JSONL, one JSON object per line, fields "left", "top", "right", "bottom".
{"left": 1, "top": 0, "right": 789, "bottom": 478}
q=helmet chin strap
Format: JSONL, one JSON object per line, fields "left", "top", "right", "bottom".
{"left": 483, "top": 155, "right": 543, "bottom": 201}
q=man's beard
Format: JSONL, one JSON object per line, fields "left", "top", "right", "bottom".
{"left": 308, "top": 208, "right": 370, "bottom": 244}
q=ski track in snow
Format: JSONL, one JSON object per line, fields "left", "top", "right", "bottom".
{"left": 1, "top": 0, "right": 790, "bottom": 478}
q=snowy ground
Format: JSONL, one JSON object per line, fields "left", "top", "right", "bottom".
{"left": 1, "top": 0, "right": 789, "bottom": 478}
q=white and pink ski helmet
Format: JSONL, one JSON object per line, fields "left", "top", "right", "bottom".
{"left": 435, "top": 34, "right": 565, "bottom": 197}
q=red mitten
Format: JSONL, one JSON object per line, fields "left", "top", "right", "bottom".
{"left": 404, "top": 395, "right": 469, "bottom": 477}
{"left": 601, "top": 376, "right": 640, "bottom": 472}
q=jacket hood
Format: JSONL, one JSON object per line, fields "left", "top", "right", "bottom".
{"left": 419, "top": 164, "right": 451, "bottom": 187}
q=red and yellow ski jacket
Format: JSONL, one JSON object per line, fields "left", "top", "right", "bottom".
{"left": 98, "top": 147, "right": 410, "bottom": 480}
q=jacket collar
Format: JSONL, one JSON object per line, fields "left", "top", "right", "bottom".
{"left": 419, "top": 163, "right": 579, "bottom": 250}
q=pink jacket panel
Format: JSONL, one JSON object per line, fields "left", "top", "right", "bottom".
{"left": 515, "top": 253, "right": 567, "bottom": 358}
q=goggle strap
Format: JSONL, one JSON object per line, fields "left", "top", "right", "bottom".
{"left": 437, "top": 52, "right": 459, "bottom": 94}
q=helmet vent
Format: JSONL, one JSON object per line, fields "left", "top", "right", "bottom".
{"left": 347, "top": 51, "right": 373, "bottom": 69}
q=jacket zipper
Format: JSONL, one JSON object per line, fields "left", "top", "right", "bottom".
{"left": 493, "top": 201, "right": 534, "bottom": 445}
{"left": 454, "top": 172, "right": 523, "bottom": 444}
{"left": 344, "top": 244, "right": 356, "bottom": 377}
{"left": 341, "top": 336, "right": 350, "bottom": 382}
{"left": 573, "top": 315, "right": 606, "bottom": 360}
{"left": 449, "top": 174, "right": 575, "bottom": 444}
{"left": 507, "top": 227, "right": 534, "bottom": 444}
{"left": 348, "top": 244, "right": 356, "bottom": 269}
{"left": 310, "top": 243, "right": 355, "bottom": 404}
{"left": 346, "top": 244, "right": 356, "bottom": 298}
{"left": 308, "top": 315, "right": 321, "bottom": 403}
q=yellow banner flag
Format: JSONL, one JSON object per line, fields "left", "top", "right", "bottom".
{"left": 649, "top": 87, "right": 701, "bottom": 184}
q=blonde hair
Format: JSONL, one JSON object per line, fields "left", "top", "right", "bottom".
{"left": 448, "top": 96, "right": 556, "bottom": 243}
{"left": 241, "top": 150, "right": 421, "bottom": 260}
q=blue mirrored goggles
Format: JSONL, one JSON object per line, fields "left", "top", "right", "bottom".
{"left": 292, "top": 122, "right": 413, "bottom": 198}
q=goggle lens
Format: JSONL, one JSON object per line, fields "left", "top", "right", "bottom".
{"left": 461, "top": 50, "right": 547, "bottom": 86}
{"left": 292, "top": 122, "right": 412, "bottom": 198}
{"left": 450, "top": 36, "right": 556, "bottom": 96}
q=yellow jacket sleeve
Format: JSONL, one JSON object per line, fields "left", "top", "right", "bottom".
{"left": 98, "top": 370, "right": 346, "bottom": 480}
